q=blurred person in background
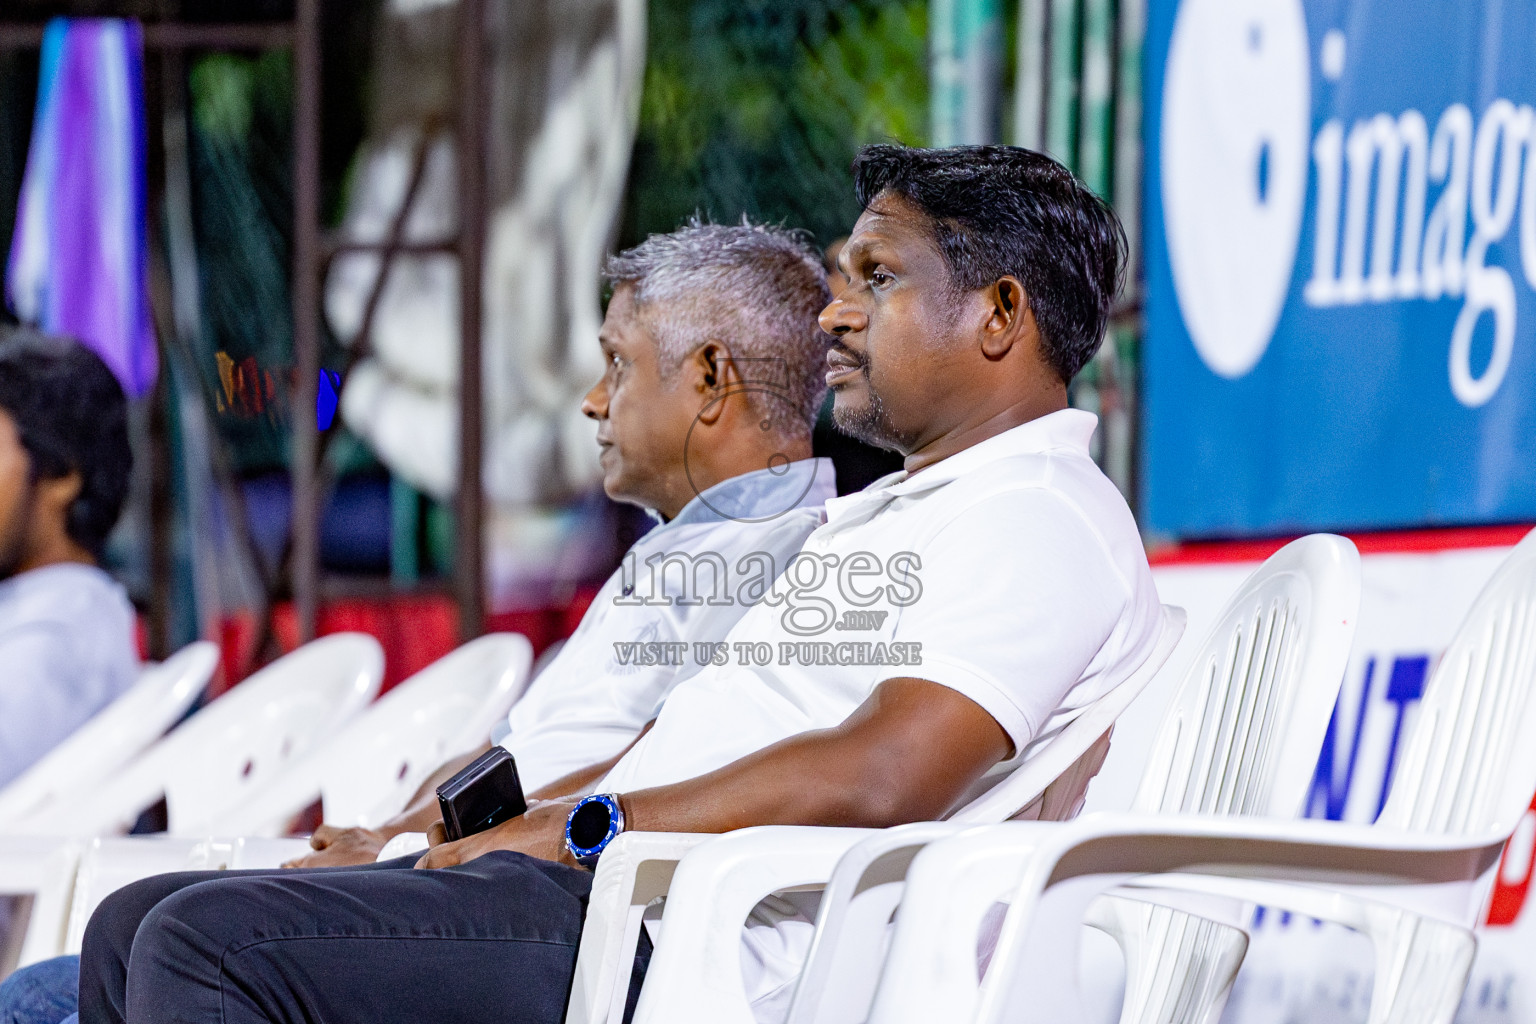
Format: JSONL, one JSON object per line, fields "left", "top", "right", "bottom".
{"left": 0, "top": 327, "right": 136, "bottom": 791}
{"left": 283, "top": 219, "right": 839, "bottom": 868}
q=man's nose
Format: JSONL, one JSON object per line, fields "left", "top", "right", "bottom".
{"left": 581, "top": 380, "right": 608, "bottom": 420}
{"left": 818, "top": 296, "right": 868, "bottom": 337}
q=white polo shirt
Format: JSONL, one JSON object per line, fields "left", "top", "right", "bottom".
{"left": 596, "top": 409, "right": 1161, "bottom": 1016}
{"left": 500, "top": 458, "right": 836, "bottom": 793}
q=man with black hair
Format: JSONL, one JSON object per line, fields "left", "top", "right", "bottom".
{"left": 57, "top": 145, "right": 1161, "bottom": 1024}
{"left": 0, "top": 327, "right": 137, "bottom": 789}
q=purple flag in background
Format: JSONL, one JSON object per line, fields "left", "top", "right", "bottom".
{"left": 6, "top": 18, "right": 157, "bottom": 399}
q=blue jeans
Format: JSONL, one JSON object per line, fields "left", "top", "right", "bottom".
{"left": 0, "top": 955, "right": 79, "bottom": 1024}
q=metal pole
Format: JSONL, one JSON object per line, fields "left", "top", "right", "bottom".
{"left": 1046, "top": 0, "right": 1081, "bottom": 169}
{"left": 0, "top": 22, "right": 295, "bottom": 50}
{"left": 1077, "top": 0, "right": 1115, "bottom": 196}
{"left": 456, "top": 0, "right": 487, "bottom": 641}
{"left": 930, "top": 0, "right": 1002, "bottom": 146}
{"left": 291, "top": 0, "right": 322, "bottom": 641}
{"left": 1114, "top": 0, "right": 1145, "bottom": 275}
{"left": 1012, "top": 0, "right": 1050, "bottom": 151}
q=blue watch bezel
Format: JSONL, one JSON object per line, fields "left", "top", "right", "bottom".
{"left": 565, "top": 793, "right": 625, "bottom": 866}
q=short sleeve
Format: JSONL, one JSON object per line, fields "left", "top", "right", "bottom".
{"left": 885, "top": 489, "right": 1131, "bottom": 755}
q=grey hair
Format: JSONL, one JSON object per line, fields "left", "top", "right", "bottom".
{"left": 603, "top": 219, "right": 831, "bottom": 443}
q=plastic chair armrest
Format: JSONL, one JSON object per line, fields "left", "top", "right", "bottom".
{"left": 0, "top": 837, "right": 85, "bottom": 968}
{"left": 565, "top": 831, "right": 713, "bottom": 1024}
{"left": 786, "top": 821, "right": 972, "bottom": 1024}
{"left": 630, "top": 826, "right": 887, "bottom": 1024}
{"left": 868, "top": 814, "right": 1504, "bottom": 1024}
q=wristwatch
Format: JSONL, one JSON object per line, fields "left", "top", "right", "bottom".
{"left": 565, "top": 793, "right": 626, "bottom": 867}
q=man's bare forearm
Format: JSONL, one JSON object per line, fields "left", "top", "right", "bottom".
{"left": 414, "top": 682, "right": 1012, "bottom": 871}
{"left": 620, "top": 678, "right": 1011, "bottom": 836}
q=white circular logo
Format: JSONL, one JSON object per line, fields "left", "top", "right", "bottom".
{"left": 1162, "top": 0, "right": 1311, "bottom": 378}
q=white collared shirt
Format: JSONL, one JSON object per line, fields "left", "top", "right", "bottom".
{"left": 600, "top": 409, "right": 1161, "bottom": 794}
{"left": 596, "top": 410, "right": 1162, "bottom": 1017}
{"left": 500, "top": 458, "right": 837, "bottom": 793}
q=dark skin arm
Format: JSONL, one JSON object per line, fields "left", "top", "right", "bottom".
{"left": 416, "top": 678, "right": 1011, "bottom": 869}
{"left": 286, "top": 726, "right": 657, "bottom": 868}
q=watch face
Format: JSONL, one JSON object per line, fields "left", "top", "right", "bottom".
{"left": 569, "top": 798, "right": 613, "bottom": 851}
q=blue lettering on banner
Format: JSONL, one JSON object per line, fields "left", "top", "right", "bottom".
{"left": 1257, "top": 651, "right": 1428, "bottom": 928}
{"left": 1144, "top": 0, "right": 1536, "bottom": 536}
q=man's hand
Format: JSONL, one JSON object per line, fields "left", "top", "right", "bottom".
{"left": 414, "top": 799, "right": 579, "bottom": 870}
{"left": 283, "top": 824, "right": 390, "bottom": 869}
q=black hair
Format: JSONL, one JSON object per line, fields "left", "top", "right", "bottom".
{"left": 852, "top": 144, "right": 1127, "bottom": 382}
{"left": 0, "top": 326, "right": 132, "bottom": 554}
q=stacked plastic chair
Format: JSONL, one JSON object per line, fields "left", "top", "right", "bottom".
{"left": 0, "top": 642, "right": 218, "bottom": 830}
{"left": 0, "top": 634, "right": 384, "bottom": 972}
{"left": 203, "top": 632, "right": 534, "bottom": 836}
{"left": 579, "top": 533, "right": 1360, "bottom": 1024}
{"left": 866, "top": 528, "right": 1536, "bottom": 1024}
{"left": 57, "top": 634, "right": 535, "bottom": 957}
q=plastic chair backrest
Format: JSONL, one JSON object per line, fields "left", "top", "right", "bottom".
{"left": 155, "top": 633, "right": 384, "bottom": 832}
{"left": 948, "top": 605, "right": 1187, "bottom": 824}
{"left": 0, "top": 642, "right": 218, "bottom": 827}
{"left": 1133, "top": 534, "right": 1361, "bottom": 819}
{"left": 79, "top": 635, "right": 379, "bottom": 835}
{"left": 1379, "top": 527, "right": 1536, "bottom": 841}
{"left": 317, "top": 633, "right": 535, "bottom": 828}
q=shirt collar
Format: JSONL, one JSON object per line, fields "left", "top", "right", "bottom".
{"left": 654, "top": 457, "right": 837, "bottom": 529}
{"left": 821, "top": 409, "right": 1099, "bottom": 522}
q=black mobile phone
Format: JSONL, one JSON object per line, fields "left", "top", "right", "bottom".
{"left": 436, "top": 747, "right": 528, "bottom": 842}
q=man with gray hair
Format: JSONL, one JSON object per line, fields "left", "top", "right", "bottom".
{"left": 287, "top": 219, "right": 837, "bottom": 867}
{"left": 601, "top": 217, "right": 832, "bottom": 449}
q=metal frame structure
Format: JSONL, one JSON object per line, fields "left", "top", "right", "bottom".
{"left": 0, "top": 1, "right": 489, "bottom": 652}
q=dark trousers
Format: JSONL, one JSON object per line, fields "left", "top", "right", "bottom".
{"left": 78, "top": 852, "right": 648, "bottom": 1024}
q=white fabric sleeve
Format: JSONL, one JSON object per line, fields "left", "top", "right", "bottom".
{"left": 883, "top": 489, "right": 1131, "bottom": 756}
{"left": 0, "top": 623, "right": 82, "bottom": 789}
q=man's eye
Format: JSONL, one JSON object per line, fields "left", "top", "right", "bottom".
{"left": 870, "top": 269, "right": 893, "bottom": 288}
{"left": 609, "top": 353, "right": 623, "bottom": 370}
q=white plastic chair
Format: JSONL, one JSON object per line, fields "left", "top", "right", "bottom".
{"left": 615, "top": 533, "right": 1361, "bottom": 1024}
{"left": 14, "top": 634, "right": 384, "bottom": 838}
{"left": 0, "top": 643, "right": 219, "bottom": 831}
{"left": 1077, "top": 525, "right": 1536, "bottom": 1024}
{"left": 48, "top": 635, "right": 532, "bottom": 956}
{"left": 865, "top": 528, "right": 1536, "bottom": 1024}
{"left": 201, "top": 633, "right": 534, "bottom": 836}
{"left": 562, "top": 602, "right": 1191, "bottom": 1024}
{"left": 0, "top": 836, "right": 83, "bottom": 972}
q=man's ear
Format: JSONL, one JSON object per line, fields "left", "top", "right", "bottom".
{"left": 38, "top": 470, "right": 81, "bottom": 520}
{"left": 691, "top": 341, "right": 738, "bottom": 426}
{"left": 979, "top": 276, "right": 1033, "bottom": 361}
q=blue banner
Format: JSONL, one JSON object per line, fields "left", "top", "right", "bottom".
{"left": 1143, "top": 0, "right": 1536, "bottom": 537}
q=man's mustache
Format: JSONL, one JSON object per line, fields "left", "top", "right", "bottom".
{"left": 826, "top": 341, "right": 864, "bottom": 365}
